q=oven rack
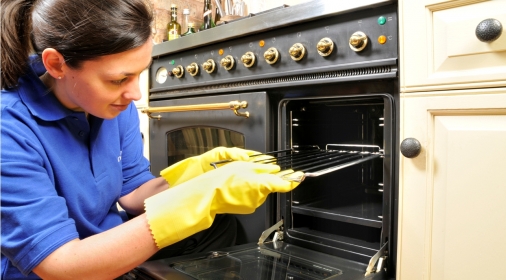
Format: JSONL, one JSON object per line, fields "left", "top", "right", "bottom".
{"left": 212, "top": 144, "right": 384, "bottom": 182}
{"left": 255, "top": 144, "right": 383, "bottom": 182}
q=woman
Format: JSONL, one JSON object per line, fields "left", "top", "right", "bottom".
{"left": 0, "top": 0, "right": 301, "bottom": 279}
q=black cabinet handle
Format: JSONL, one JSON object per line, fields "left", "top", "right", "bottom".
{"left": 476, "top": 18, "right": 503, "bottom": 42}
{"left": 400, "top": 138, "right": 421, "bottom": 158}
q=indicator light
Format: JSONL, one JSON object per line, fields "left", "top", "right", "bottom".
{"left": 218, "top": 49, "right": 224, "bottom": 55}
{"left": 378, "top": 35, "right": 387, "bottom": 44}
{"left": 259, "top": 40, "right": 265, "bottom": 47}
{"left": 378, "top": 16, "right": 386, "bottom": 25}
{"left": 170, "top": 60, "right": 175, "bottom": 65}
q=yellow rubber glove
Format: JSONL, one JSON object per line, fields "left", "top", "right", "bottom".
{"left": 145, "top": 161, "right": 303, "bottom": 249}
{"left": 160, "top": 147, "right": 262, "bottom": 187}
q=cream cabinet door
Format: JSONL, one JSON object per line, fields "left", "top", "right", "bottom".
{"left": 397, "top": 89, "right": 506, "bottom": 280}
{"left": 400, "top": 0, "right": 506, "bottom": 92}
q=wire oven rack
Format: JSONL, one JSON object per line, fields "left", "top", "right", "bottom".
{"left": 212, "top": 144, "right": 384, "bottom": 182}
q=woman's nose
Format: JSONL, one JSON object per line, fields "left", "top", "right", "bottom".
{"left": 123, "top": 80, "right": 142, "bottom": 101}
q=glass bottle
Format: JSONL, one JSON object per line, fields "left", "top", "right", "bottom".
{"left": 232, "top": 0, "right": 244, "bottom": 16}
{"left": 214, "top": 0, "right": 222, "bottom": 24}
{"left": 182, "top": 22, "right": 197, "bottom": 36}
{"left": 200, "top": 0, "right": 215, "bottom": 31}
{"left": 182, "top": 8, "right": 190, "bottom": 36}
{"left": 167, "top": 4, "right": 181, "bottom": 41}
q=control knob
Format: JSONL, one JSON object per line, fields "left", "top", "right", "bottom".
{"left": 202, "top": 59, "right": 216, "bottom": 73}
{"left": 220, "top": 55, "right": 235, "bottom": 71}
{"left": 263, "top": 47, "right": 279, "bottom": 64}
{"left": 289, "top": 43, "right": 306, "bottom": 61}
{"left": 317, "top": 37, "right": 334, "bottom": 56}
{"left": 241, "top": 51, "right": 256, "bottom": 68}
{"left": 349, "top": 31, "right": 368, "bottom": 52}
{"left": 172, "top": 65, "right": 184, "bottom": 78}
{"left": 186, "top": 62, "right": 199, "bottom": 76}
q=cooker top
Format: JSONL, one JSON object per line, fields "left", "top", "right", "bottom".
{"left": 148, "top": 1, "right": 398, "bottom": 100}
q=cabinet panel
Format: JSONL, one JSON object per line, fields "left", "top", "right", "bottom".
{"left": 398, "top": 90, "right": 506, "bottom": 280}
{"left": 400, "top": 0, "right": 506, "bottom": 92}
{"left": 430, "top": 115, "right": 506, "bottom": 279}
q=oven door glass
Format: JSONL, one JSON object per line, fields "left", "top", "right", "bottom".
{"left": 170, "top": 247, "right": 343, "bottom": 280}
{"left": 167, "top": 127, "right": 245, "bottom": 166}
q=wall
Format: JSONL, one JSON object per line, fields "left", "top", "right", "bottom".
{"left": 151, "top": 0, "right": 312, "bottom": 43}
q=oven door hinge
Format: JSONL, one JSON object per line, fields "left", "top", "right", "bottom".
{"left": 365, "top": 241, "right": 388, "bottom": 277}
{"left": 258, "top": 219, "right": 284, "bottom": 244}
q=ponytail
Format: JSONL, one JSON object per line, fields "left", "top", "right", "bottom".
{"left": 1, "top": 0, "right": 34, "bottom": 89}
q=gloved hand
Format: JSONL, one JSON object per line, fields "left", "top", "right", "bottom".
{"left": 145, "top": 161, "right": 303, "bottom": 248}
{"left": 160, "top": 147, "right": 262, "bottom": 187}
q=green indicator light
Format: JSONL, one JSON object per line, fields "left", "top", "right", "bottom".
{"left": 170, "top": 60, "right": 175, "bottom": 65}
{"left": 378, "top": 16, "right": 386, "bottom": 25}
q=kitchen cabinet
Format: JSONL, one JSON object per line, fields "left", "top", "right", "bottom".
{"left": 399, "top": 0, "right": 506, "bottom": 92}
{"left": 398, "top": 90, "right": 506, "bottom": 279}
{"left": 398, "top": 0, "right": 506, "bottom": 279}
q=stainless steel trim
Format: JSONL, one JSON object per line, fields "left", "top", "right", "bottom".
{"left": 258, "top": 219, "right": 284, "bottom": 244}
{"left": 365, "top": 241, "right": 388, "bottom": 276}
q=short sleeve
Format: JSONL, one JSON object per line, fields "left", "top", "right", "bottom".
{"left": 117, "top": 103, "right": 155, "bottom": 197}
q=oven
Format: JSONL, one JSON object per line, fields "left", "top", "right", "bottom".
{"left": 131, "top": 0, "right": 399, "bottom": 278}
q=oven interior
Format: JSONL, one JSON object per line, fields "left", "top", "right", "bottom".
{"left": 278, "top": 94, "right": 393, "bottom": 264}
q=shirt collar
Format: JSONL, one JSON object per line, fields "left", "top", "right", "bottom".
{"left": 19, "top": 55, "right": 86, "bottom": 121}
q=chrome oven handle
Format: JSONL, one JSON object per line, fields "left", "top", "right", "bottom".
{"left": 140, "top": 100, "right": 249, "bottom": 120}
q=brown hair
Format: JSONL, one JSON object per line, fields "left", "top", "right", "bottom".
{"left": 1, "top": 0, "right": 153, "bottom": 89}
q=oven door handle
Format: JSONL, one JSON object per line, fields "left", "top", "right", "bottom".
{"left": 140, "top": 100, "right": 250, "bottom": 120}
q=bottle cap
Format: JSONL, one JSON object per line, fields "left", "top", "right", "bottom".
{"left": 183, "top": 8, "right": 190, "bottom": 14}
{"left": 171, "top": 4, "right": 177, "bottom": 7}
{"left": 188, "top": 22, "right": 195, "bottom": 27}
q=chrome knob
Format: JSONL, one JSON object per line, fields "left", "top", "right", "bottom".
{"left": 171, "top": 65, "right": 184, "bottom": 78}
{"left": 241, "top": 51, "right": 256, "bottom": 68}
{"left": 202, "top": 59, "right": 216, "bottom": 73}
{"left": 349, "top": 31, "right": 368, "bottom": 52}
{"left": 186, "top": 62, "right": 199, "bottom": 76}
{"left": 289, "top": 43, "right": 306, "bottom": 61}
{"left": 476, "top": 18, "right": 502, "bottom": 42}
{"left": 400, "top": 138, "right": 422, "bottom": 158}
{"left": 220, "top": 55, "right": 235, "bottom": 70}
{"left": 263, "top": 47, "right": 279, "bottom": 64}
{"left": 317, "top": 37, "right": 334, "bottom": 56}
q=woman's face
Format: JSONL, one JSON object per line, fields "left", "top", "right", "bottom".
{"left": 56, "top": 39, "right": 153, "bottom": 119}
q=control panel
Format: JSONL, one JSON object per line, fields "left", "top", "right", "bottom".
{"left": 150, "top": 5, "right": 397, "bottom": 95}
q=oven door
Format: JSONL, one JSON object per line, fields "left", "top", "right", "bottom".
{"left": 147, "top": 91, "right": 274, "bottom": 244}
{"left": 127, "top": 242, "right": 388, "bottom": 280}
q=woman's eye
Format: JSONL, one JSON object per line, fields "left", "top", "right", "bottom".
{"left": 112, "top": 78, "right": 127, "bottom": 85}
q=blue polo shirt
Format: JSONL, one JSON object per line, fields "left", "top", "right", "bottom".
{"left": 1, "top": 56, "right": 155, "bottom": 279}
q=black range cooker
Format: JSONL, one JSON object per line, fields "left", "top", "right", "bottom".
{"left": 132, "top": 0, "right": 399, "bottom": 278}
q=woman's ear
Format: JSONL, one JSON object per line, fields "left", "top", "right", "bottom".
{"left": 41, "top": 48, "right": 66, "bottom": 79}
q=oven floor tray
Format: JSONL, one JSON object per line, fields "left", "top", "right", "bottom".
{"left": 131, "top": 242, "right": 388, "bottom": 280}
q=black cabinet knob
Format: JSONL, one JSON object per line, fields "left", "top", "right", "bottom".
{"left": 476, "top": 18, "right": 502, "bottom": 42}
{"left": 400, "top": 138, "right": 421, "bottom": 158}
